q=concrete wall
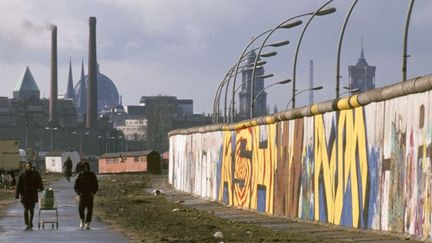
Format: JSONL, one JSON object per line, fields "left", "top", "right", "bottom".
{"left": 169, "top": 75, "right": 432, "bottom": 239}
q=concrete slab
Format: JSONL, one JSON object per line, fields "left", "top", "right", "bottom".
{"left": 0, "top": 176, "right": 129, "bottom": 243}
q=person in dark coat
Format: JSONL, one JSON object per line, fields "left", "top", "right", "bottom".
{"left": 75, "top": 160, "right": 85, "bottom": 175}
{"left": 63, "top": 156, "right": 73, "bottom": 182}
{"left": 15, "top": 162, "right": 44, "bottom": 230}
{"left": 74, "top": 161, "right": 98, "bottom": 229}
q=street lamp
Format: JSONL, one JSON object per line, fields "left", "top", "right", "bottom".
{"left": 248, "top": 21, "right": 302, "bottom": 119}
{"left": 291, "top": 2, "right": 336, "bottom": 109}
{"left": 109, "top": 136, "right": 115, "bottom": 153}
{"left": 336, "top": 0, "right": 359, "bottom": 99}
{"left": 72, "top": 131, "right": 90, "bottom": 154}
{"left": 213, "top": 60, "right": 268, "bottom": 123}
{"left": 45, "top": 126, "right": 58, "bottom": 152}
{"left": 98, "top": 135, "right": 108, "bottom": 153}
{"left": 402, "top": 0, "right": 416, "bottom": 81}
{"left": 229, "top": 25, "right": 297, "bottom": 123}
{"left": 227, "top": 74, "right": 278, "bottom": 118}
{"left": 285, "top": 86, "right": 323, "bottom": 110}
{"left": 341, "top": 87, "right": 360, "bottom": 96}
{"left": 118, "top": 136, "right": 124, "bottom": 152}
{"left": 224, "top": 59, "right": 270, "bottom": 123}
{"left": 341, "top": 86, "right": 360, "bottom": 96}
{"left": 252, "top": 79, "right": 291, "bottom": 107}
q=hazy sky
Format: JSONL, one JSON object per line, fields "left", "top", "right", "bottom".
{"left": 0, "top": 0, "right": 431, "bottom": 114}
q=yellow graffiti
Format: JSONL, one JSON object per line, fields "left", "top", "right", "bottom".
{"left": 218, "top": 125, "right": 277, "bottom": 214}
{"left": 233, "top": 128, "right": 253, "bottom": 209}
{"left": 314, "top": 107, "right": 368, "bottom": 227}
{"left": 251, "top": 124, "right": 277, "bottom": 214}
{"left": 219, "top": 131, "right": 233, "bottom": 205}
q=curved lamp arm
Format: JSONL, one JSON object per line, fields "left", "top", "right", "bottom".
{"left": 249, "top": 17, "right": 306, "bottom": 119}
{"left": 213, "top": 66, "right": 235, "bottom": 123}
{"left": 285, "top": 86, "right": 323, "bottom": 110}
{"left": 227, "top": 31, "right": 273, "bottom": 123}
{"left": 292, "top": 0, "right": 335, "bottom": 109}
{"left": 336, "top": 0, "right": 359, "bottom": 99}
{"left": 252, "top": 79, "right": 291, "bottom": 106}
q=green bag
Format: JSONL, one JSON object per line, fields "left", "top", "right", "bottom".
{"left": 40, "top": 188, "right": 54, "bottom": 209}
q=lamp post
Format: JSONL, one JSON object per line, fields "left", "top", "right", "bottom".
{"left": 224, "top": 59, "right": 268, "bottom": 123}
{"left": 402, "top": 0, "right": 416, "bottom": 81}
{"left": 291, "top": 1, "right": 336, "bottom": 109}
{"left": 249, "top": 21, "right": 303, "bottom": 119}
{"left": 73, "top": 131, "right": 90, "bottom": 154}
{"left": 118, "top": 136, "right": 124, "bottom": 152}
{"left": 213, "top": 66, "right": 235, "bottom": 123}
{"left": 109, "top": 136, "right": 115, "bottom": 153}
{"left": 336, "top": 0, "right": 359, "bottom": 99}
{"left": 45, "top": 126, "right": 58, "bottom": 152}
{"left": 227, "top": 74, "right": 279, "bottom": 118}
{"left": 285, "top": 86, "right": 323, "bottom": 110}
{"left": 229, "top": 29, "right": 296, "bottom": 123}
{"left": 252, "top": 79, "right": 291, "bottom": 108}
{"left": 213, "top": 59, "right": 268, "bottom": 123}
{"left": 98, "top": 135, "right": 108, "bottom": 153}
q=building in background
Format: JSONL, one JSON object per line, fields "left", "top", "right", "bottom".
{"left": 238, "top": 50, "right": 266, "bottom": 120}
{"left": 115, "top": 119, "right": 148, "bottom": 141}
{"left": 348, "top": 43, "right": 376, "bottom": 94}
{"left": 101, "top": 95, "right": 211, "bottom": 152}
{"left": 73, "top": 64, "right": 120, "bottom": 114}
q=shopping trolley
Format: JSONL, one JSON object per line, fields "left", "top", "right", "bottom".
{"left": 38, "top": 188, "right": 58, "bottom": 230}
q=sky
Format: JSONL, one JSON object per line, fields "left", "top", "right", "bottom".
{"left": 0, "top": 0, "right": 431, "bottom": 115}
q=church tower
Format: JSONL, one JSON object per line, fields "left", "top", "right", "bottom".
{"left": 238, "top": 50, "right": 266, "bottom": 119}
{"left": 348, "top": 40, "right": 375, "bottom": 93}
{"left": 65, "top": 56, "right": 75, "bottom": 100}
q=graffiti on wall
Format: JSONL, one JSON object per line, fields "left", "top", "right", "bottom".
{"left": 169, "top": 91, "right": 432, "bottom": 240}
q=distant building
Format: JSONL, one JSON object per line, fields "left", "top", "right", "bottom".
{"left": 13, "top": 66, "right": 40, "bottom": 101}
{"left": 139, "top": 96, "right": 193, "bottom": 115}
{"left": 238, "top": 50, "right": 266, "bottom": 119}
{"left": 116, "top": 119, "right": 148, "bottom": 141}
{"left": 101, "top": 95, "right": 211, "bottom": 152}
{"left": 74, "top": 64, "right": 120, "bottom": 113}
{"left": 348, "top": 43, "right": 376, "bottom": 93}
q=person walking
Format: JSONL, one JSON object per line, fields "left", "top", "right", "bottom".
{"left": 63, "top": 156, "right": 73, "bottom": 182}
{"left": 75, "top": 160, "right": 85, "bottom": 175}
{"left": 15, "top": 162, "right": 44, "bottom": 230}
{"left": 74, "top": 161, "right": 98, "bottom": 229}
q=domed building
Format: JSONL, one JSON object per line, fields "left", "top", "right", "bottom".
{"left": 74, "top": 64, "right": 120, "bottom": 113}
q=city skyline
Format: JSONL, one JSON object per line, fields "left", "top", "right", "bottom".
{"left": 0, "top": 0, "right": 431, "bottom": 114}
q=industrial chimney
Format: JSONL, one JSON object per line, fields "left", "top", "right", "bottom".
{"left": 86, "top": 17, "right": 97, "bottom": 129}
{"left": 49, "top": 25, "right": 58, "bottom": 125}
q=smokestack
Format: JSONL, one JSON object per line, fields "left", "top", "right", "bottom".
{"left": 309, "top": 60, "right": 314, "bottom": 105}
{"left": 86, "top": 17, "right": 97, "bottom": 129}
{"left": 49, "top": 25, "right": 58, "bottom": 125}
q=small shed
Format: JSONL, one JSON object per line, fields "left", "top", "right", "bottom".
{"left": 45, "top": 151, "right": 80, "bottom": 173}
{"left": 99, "top": 150, "right": 161, "bottom": 174}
